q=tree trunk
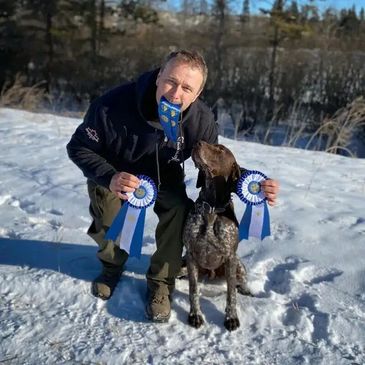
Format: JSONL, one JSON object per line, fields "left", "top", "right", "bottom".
{"left": 45, "top": 4, "right": 54, "bottom": 92}
{"left": 268, "top": 23, "right": 279, "bottom": 118}
{"left": 213, "top": 0, "right": 225, "bottom": 90}
{"left": 98, "top": 0, "right": 105, "bottom": 54}
{"left": 90, "top": 0, "right": 97, "bottom": 59}
{"left": 268, "top": 0, "right": 283, "bottom": 121}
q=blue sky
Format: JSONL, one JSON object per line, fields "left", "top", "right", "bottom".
{"left": 252, "top": 0, "right": 361, "bottom": 12}
{"left": 166, "top": 0, "right": 362, "bottom": 13}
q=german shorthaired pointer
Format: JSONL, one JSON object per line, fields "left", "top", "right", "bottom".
{"left": 183, "top": 140, "right": 252, "bottom": 331}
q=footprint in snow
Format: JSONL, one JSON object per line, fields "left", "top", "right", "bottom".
{"left": 293, "top": 265, "right": 343, "bottom": 286}
{"left": 8, "top": 197, "right": 40, "bottom": 214}
{"left": 47, "top": 208, "right": 64, "bottom": 216}
{"left": 319, "top": 215, "right": 364, "bottom": 231}
{"left": 282, "top": 293, "right": 330, "bottom": 345}
{"left": 271, "top": 222, "right": 296, "bottom": 241}
{"left": 264, "top": 256, "right": 308, "bottom": 295}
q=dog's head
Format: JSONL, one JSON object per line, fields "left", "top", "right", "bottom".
{"left": 192, "top": 141, "right": 241, "bottom": 208}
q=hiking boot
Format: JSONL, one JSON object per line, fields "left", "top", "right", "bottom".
{"left": 145, "top": 292, "right": 171, "bottom": 322}
{"left": 91, "top": 261, "right": 123, "bottom": 300}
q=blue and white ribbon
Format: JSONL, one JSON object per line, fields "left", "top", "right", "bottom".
{"left": 158, "top": 96, "right": 182, "bottom": 142}
{"left": 237, "top": 170, "right": 271, "bottom": 241}
{"left": 105, "top": 175, "right": 157, "bottom": 258}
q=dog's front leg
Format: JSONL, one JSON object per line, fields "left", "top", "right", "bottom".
{"left": 187, "top": 252, "right": 204, "bottom": 328}
{"left": 224, "top": 257, "right": 240, "bottom": 331}
{"left": 236, "top": 258, "right": 253, "bottom": 297}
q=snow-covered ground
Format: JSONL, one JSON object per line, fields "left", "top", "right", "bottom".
{"left": 0, "top": 108, "right": 364, "bottom": 365}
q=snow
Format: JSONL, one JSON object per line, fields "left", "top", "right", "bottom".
{"left": 0, "top": 107, "right": 364, "bottom": 364}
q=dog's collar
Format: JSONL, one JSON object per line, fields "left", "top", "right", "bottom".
{"left": 195, "top": 200, "right": 230, "bottom": 215}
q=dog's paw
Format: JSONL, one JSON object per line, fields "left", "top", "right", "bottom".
{"left": 224, "top": 316, "right": 240, "bottom": 331}
{"left": 237, "top": 284, "right": 254, "bottom": 297}
{"left": 188, "top": 313, "right": 204, "bottom": 328}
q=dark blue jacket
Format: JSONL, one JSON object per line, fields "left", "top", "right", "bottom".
{"left": 66, "top": 69, "right": 218, "bottom": 189}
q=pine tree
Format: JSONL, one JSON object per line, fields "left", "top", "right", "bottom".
{"left": 339, "top": 7, "right": 360, "bottom": 36}
{"left": 241, "top": 0, "right": 250, "bottom": 22}
{"left": 119, "top": 0, "right": 159, "bottom": 23}
{"left": 260, "top": 0, "right": 312, "bottom": 121}
{"left": 288, "top": 0, "right": 299, "bottom": 21}
{"left": 18, "top": 0, "right": 59, "bottom": 90}
{"left": 12, "top": 0, "right": 87, "bottom": 90}
{"left": 200, "top": 0, "right": 208, "bottom": 15}
{"left": 301, "top": 3, "right": 320, "bottom": 24}
{"left": 0, "top": 0, "right": 21, "bottom": 86}
{"left": 360, "top": 8, "right": 365, "bottom": 22}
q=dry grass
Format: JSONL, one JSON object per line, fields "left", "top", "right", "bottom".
{"left": 0, "top": 74, "right": 47, "bottom": 111}
{"left": 283, "top": 101, "right": 313, "bottom": 148}
{"left": 306, "top": 97, "right": 365, "bottom": 157}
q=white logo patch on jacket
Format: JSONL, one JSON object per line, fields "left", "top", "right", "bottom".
{"left": 85, "top": 127, "right": 99, "bottom": 142}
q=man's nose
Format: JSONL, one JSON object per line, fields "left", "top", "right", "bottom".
{"left": 168, "top": 85, "right": 182, "bottom": 102}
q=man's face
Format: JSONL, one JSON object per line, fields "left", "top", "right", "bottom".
{"left": 156, "top": 60, "right": 204, "bottom": 112}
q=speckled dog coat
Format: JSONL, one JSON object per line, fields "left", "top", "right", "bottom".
{"left": 183, "top": 141, "right": 252, "bottom": 331}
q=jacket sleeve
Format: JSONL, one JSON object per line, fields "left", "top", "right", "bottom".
{"left": 66, "top": 102, "right": 117, "bottom": 189}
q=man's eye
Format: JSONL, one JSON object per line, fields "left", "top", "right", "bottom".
{"left": 183, "top": 87, "right": 192, "bottom": 93}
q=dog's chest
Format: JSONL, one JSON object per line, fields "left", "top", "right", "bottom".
{"left": 183, "top": 211, "right": 238, "bottom": 269}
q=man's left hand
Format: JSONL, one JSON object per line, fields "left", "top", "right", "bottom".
{"left": 261, "top": 179, "right": 280, "bottom": 207}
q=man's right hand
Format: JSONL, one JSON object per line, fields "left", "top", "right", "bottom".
{"left": 109, "top": 172, "right": 140, "bottom": 200}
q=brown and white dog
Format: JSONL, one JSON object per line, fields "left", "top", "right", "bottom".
{"left": 183, "top": 141, "right": 252, "bottom": 331}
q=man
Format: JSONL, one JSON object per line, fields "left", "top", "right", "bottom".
{"left": 67, "top": 50, "right": 279, "bottom": 322}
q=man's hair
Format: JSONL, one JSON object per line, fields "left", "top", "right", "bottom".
{"left": 161, "top": 50, "right": 208, "bottom": 91}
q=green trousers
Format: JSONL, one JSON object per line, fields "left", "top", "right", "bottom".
{"left": 87, "top": 169, "right": 192, "bottom": 296}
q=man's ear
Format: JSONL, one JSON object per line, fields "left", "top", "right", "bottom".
{"left": 196, "top": 169, "right": 205, "bottom": 188}
{"left": 156, "top": 70, "right": 162, "bottom": 86}
{"left": 191, "top": 89, "right": 202, "bottom": 103}
{"left": 229, "top": 162, "right": 241, "bottom": 192}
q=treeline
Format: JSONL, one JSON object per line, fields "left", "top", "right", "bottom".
{"left": 1, "top": 0, "right": 365, "bottom": 134}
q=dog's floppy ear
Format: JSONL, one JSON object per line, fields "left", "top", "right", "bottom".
{"left": 229, "top": 162, "right": 242, "bottom": 192}
{"left": 196, "top": 169, "right": 205, "bottom": 188}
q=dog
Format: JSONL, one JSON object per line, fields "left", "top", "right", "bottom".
{"left": 183, "top": 140, "right": 252, "bottom": 331}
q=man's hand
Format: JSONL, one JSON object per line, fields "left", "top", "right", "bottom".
{"left": 261, "top": 179, "right": 280, "bottom": 207}
{"left": 109, "top": 172, "right": 140, "bottom": 200}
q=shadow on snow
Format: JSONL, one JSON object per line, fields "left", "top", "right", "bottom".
{"left": 0, "top": 238, "right": 155, "bottom": 322}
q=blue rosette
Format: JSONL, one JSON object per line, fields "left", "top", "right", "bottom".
{"left": 125, "top": 175, "right": 157, "bottom": 209}
{"left": 237, "top": 170, "right": 271, "bottom": 241}
{"left": 105, "top": 175, "right": 157, "bottom": 258}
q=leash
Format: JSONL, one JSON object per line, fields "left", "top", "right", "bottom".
{"left": 155, "top": 112, "right": 186, "bottom": 192}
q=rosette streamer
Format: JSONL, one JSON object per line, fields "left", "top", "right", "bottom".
{"left": 158, "top": 96, "right": 182, "bottom": 142}
{"left": 237, "top": 170, "right": 271, "bottom": 241}
{"left": 105, "top": 175, "right": 157, "bottom": 258}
